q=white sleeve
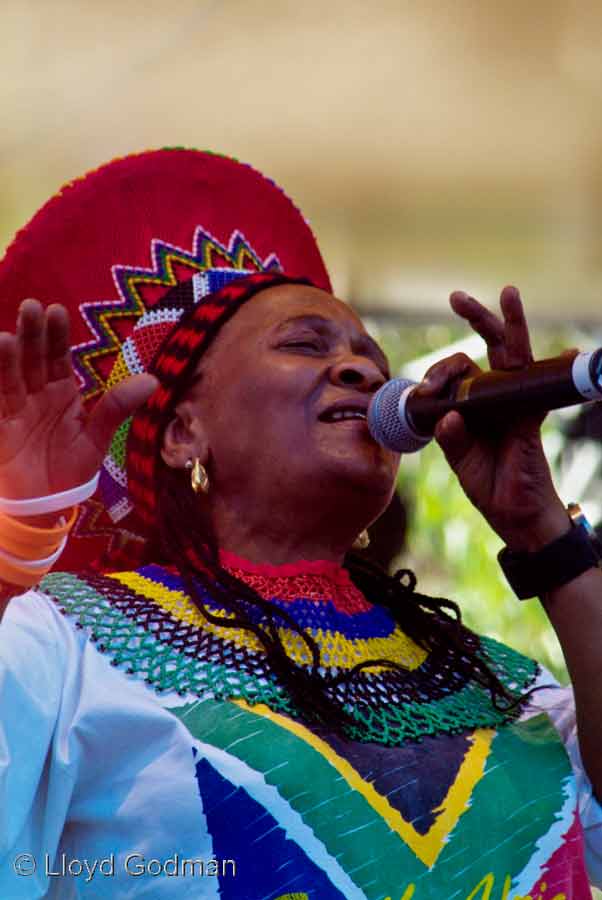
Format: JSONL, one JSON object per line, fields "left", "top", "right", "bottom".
{"left": 525, "top": 667, "right": 602, "bottom": 887}
{"left": 0, "top": 590, "right": 77, "bottom": 899}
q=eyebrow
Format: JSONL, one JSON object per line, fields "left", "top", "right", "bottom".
{"left": 274, "top": 314, "right": 390, "bottom": 375}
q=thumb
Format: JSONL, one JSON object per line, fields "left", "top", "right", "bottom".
{"left": 434, "top": 410, "right": 475, "bottom": 471}
{"left": 85, "top": 373, "right": 159, "bottom": 456}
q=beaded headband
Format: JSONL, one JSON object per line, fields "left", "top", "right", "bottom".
{"left": 0, "top": 149, "right": 331, "bottom": 570}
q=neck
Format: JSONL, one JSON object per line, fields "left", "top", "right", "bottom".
{"left": 209, "top": 498, "right": 364, "bottom": 566}
{"left": 218, "top": 532, "right": 347, "bottom": 567}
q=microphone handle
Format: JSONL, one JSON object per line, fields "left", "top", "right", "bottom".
{"left": 407, "top": 350, "right": 602, "bottom": 437}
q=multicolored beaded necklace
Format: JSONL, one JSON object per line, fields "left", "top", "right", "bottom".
{"left": 42, "top": 552, "right": 536, "bottom": 745}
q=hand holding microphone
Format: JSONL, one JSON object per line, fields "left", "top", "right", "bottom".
{"left": 368, "top": 347, "right": 602, "bottom": 453}
{"left": 370, "top": 286, "right": 578, "bottom": 553}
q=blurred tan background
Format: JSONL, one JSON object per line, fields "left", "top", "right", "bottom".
{"left": 2, "top": 0, "right": 602, "bottom": 321}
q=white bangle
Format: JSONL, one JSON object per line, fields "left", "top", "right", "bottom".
{"left": 0, "top": 472, "right": 100, "bottom": 517}
{"left": 0, "top": 533, "right": 68, "bottom": 570}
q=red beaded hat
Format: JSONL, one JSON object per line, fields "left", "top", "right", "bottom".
{"left": 0, "top": 148, "right": 331, "bottom": 570}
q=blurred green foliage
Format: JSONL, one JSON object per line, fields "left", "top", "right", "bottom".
{"left": 372, "top": 315, "right": 599, "bottom": 684}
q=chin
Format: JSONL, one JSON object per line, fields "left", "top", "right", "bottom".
{"left": 323, "top": 453, "right": 398, "bottom": 503}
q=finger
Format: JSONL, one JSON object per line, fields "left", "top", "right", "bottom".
{"left": 85, "top": 374, "right": 159, "bottom": 456}
{"left": 420, "top": 352, "right": 481, "bottom": 396}
{"left": 0, "top": 332, "right": 26, "bottom": 417}
{"left": 450, "top": 288, "right": 533, "bottom": 371}
{"left": 434, "top": 410, "right": 477, "bottom": 472}
{"left": 449, "top": 290, "right": 506, "bottom": 360}
{"left": 46, "top": 304, "right": 73, "bottom": 383}
{"left": 449, "top": 291, "right": 505, "bottom": 340}
{"left": 18, "top": 298, "right": 47, "bottom": 393}
{"left": 498, "top": 285, "right": 534, "bottom": 367}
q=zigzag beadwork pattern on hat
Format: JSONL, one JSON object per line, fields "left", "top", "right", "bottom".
{"left": 0, "top": 148, "right": 332, "bottom": 570}
{"left": 73, "top": 226, "right": 284, "bottom": 404}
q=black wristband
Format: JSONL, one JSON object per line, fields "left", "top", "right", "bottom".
{"left": 498, "top": 521, "right": 601, "bottom": 600}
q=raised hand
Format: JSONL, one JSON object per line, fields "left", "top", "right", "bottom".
{"left": 0, "top": 299, "right": 157, "bottom": 501}
{"left": 420, "top": 286, "right": 570, "bottom": 551}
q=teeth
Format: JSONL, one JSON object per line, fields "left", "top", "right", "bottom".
{"left": 330, "top": 410, "right": 366, "bottom": 421}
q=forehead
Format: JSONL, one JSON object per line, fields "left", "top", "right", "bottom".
{"left": 210, "top": 283, "right": 369, "bottom": 347}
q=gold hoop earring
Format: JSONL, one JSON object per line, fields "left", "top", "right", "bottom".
{"left": 185, "top": 458, "right": 210, "bottom": 495}
{"left": 352, "top": 529, "right": 370, "bottom": 551}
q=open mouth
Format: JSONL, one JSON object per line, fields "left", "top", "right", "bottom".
{"left": 318, "top": 406, "right": 368, "bottom": 423}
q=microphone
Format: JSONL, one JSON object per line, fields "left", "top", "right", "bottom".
{"left": 368, "top": 348, "right": 602, "bottom": 453}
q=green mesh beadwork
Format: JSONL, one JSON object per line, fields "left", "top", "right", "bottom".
{"left": 41, "top": 569, "right": 537, "bottom": 746}
{"left": 42, "top": 571, "right": 296, "bottom": 712}
{"left": 107, "top": 418, "right": 130, "bottom": 470}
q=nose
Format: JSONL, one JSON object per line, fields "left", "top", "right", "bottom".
{"left": 329, "top": 355, "right": 387, "bottom": 393}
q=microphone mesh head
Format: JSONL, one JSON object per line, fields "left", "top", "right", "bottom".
{"left": 368, "top": 378, "right": 432, "bottom": 453}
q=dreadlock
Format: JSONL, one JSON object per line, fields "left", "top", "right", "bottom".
{"left": 150, "top": 461, "right": 523, "bottom": 736}
{"left": 344, "top": 553, "right": 522, "bottom": 712}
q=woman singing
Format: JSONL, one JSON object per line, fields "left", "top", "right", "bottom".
{"left": 0, "top": 149, "right": 600, "bottom": 899}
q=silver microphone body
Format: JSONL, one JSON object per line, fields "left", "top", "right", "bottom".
{"left": 367, "top": 348, "right": 602, "bottom": 453}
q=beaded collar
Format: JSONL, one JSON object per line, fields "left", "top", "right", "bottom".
{"left": 42, "top": 556, "right": 538, "bottom": 746}
{"left": 218, "top": 549, "right": 372, "bottom": 613}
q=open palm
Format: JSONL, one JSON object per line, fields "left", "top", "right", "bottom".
{"left": 0, "top": 299, "right": 157, "bottom": 501}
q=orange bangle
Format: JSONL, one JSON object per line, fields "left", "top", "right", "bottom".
{"left": 0, "top": 507, "right": 78, "bottom": 558}
{"left": 0, "top": 556, "right": 49, "bottom": 588}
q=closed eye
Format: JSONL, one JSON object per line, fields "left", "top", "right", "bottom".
{"left": 281, "top": 340, "right": 323, "bottom": 351}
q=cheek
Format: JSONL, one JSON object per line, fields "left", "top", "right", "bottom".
{"left": 203, "top": 378, "right": 308, "bottom": 458}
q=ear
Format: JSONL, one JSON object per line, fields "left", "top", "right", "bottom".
{"left": 160, "top": 399, "right": 210, "bottom": 470}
